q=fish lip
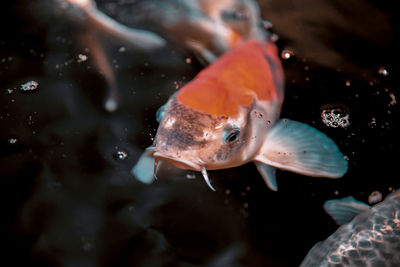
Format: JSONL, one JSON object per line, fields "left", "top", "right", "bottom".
{"left": 152, "top": 151, "right": 202, "bottom": 171}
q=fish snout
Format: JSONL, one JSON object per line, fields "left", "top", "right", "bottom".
{"left": 152, "top": 151, "right": 202, "bottom": 172}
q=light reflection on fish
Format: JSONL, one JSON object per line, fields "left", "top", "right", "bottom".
{"left": 301, "top": 189, "right": 400, "bottom": 266}
{"left": 132, "top": 39, "right": 348, "bottom": 191}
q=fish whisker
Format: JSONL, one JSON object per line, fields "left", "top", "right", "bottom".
{"left": 153, "top": 158, "right": 160, "bottom": 180}
{"left": 201, "top": 167, "right": 216, "bottom": 192}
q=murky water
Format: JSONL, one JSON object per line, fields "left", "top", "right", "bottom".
{"left": 1, "top": 0, "right": 398, "bottom": 266}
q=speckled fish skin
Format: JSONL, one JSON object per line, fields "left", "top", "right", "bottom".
{"left": 300, "top": 190, "right": 400, "bottom": 267}
{"left": 151, "top": 39, "right": 284, "bottom": 172}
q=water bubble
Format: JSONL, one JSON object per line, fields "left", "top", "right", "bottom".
{"left": 20, "top": 81, "right": 39, "bottom": 91}
{"left": 321, "top": 106, "right": 350, "bottom": 128}
{"left": 185, "top": 173, "right": 196, "bottom": 179}
{"left": 280, "top": 49, "right": 294, "bottom": 60}
{"left": 377, "top": 66, "right": 389, "bottom": 76}
{"left": 77, "top": 54, "right": 88, "bottom": 63}
{"left": 261, "top": 20, "right": 273, "bottom": 30}
{"left": 105, "top": 98, "right": 118, "bottom": 112}
{"left": 118, "top": 46, "right": 126, "bottom": 53}
{"left": 389, "top": 93, "right": 397, "bottom": 106}
{"left": 8, "top": 137, "right": 18, "bottom": 144}
{"left": 269, "top": 33, "right": 279, "bottom": 42}
{"left": 114, "top": 150, "right": 128, "bottom": 160}
{"left": 368, "top": 191, "right": 382, "bottom": 204}
{"left": 185, "top": 58, "right": 192, "bottom": 64}
{"left": 83, "top": 242, "right": 93, "bottom": 252}
{"left": 369, "top": 117, "right": 377, "bottom": 128}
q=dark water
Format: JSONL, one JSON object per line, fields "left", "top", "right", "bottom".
{"left": 1, "top": 0, "right": 398, "bottom": 266}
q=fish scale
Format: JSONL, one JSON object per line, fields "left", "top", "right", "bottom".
{"left": 300, "top": 190, "right": 400, "bottom": 266}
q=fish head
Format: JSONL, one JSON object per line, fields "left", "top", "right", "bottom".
{"left": 151, "top": 97, "right": 264, "bottom": 172}
{"left": 201, "top": 0, "right": 270, "bottom": 40}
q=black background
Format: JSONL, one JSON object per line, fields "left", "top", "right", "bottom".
{"left": 1, "top": 0, "right": 399, "bottom": 266}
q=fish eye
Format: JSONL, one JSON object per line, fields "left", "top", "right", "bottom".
{"left": 156, "top": 104, "right": 166, "bottom": 122}
{"left": 224, "top": 126, "right": 241, "bottom": 145}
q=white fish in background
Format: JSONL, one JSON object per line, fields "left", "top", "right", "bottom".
{"left": 300, "top": 189, "right": 400, "bottom": 266}
{"left": 60, "top": 0, "right": 273, "bottom": 111}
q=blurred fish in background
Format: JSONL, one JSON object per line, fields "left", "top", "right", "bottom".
{"left": 58, "top": 0, "right": 273, "bottom": 112}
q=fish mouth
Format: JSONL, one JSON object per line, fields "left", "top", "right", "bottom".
{"left": 153, "top": 151, "right": 202, "bottom": 171}
{"left": 147, "top": 148, "right": 216, "bottom": 191}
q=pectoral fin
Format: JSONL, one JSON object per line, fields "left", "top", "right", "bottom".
{"left": 131, "top": 147, "right": 155, "bottom": 184}
{"left": 254, "top": 162, "right": 278, "bottom": 191}
{"left": 323, "top": 196, "right": 371, "bottom": 225}
{"left": 255, "top": 119, "right": 348, "bottom": 178}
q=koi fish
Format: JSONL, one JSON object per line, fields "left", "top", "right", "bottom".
{"left": 134, "top": 0, "right": 274, "bottom": 62}
{"left": 300, "top": 189, "right": 400, "bottom": 266}
{"left": 132, "top": 39, "right": 348, "bottom": 191}
{"left": 61, "top": 0, "right": 272, "bottom": 111}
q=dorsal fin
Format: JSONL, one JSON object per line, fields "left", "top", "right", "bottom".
{"left": 323, "top": 196, "right": 371, "bottom": 225}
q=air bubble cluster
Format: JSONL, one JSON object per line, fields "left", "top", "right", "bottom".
{"left": 321, "top": 107, "right": 350, "bottom": 128}
{"left": 20, "top": 81, "right": 39, "bottom": 91}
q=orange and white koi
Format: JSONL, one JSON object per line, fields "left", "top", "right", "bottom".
{"left": 133, "top": 39, "right": 348, "bottom": 191}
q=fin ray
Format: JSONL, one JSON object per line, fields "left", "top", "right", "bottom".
{"left": 255, "top": 119, "right": 348, "bottom": 178}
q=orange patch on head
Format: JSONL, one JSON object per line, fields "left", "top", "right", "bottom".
{"left": 229, "top": 31, "right": 243, "bottom": 47}
{"left": 177, "top": 40, "right": 282, "bottom": 117}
